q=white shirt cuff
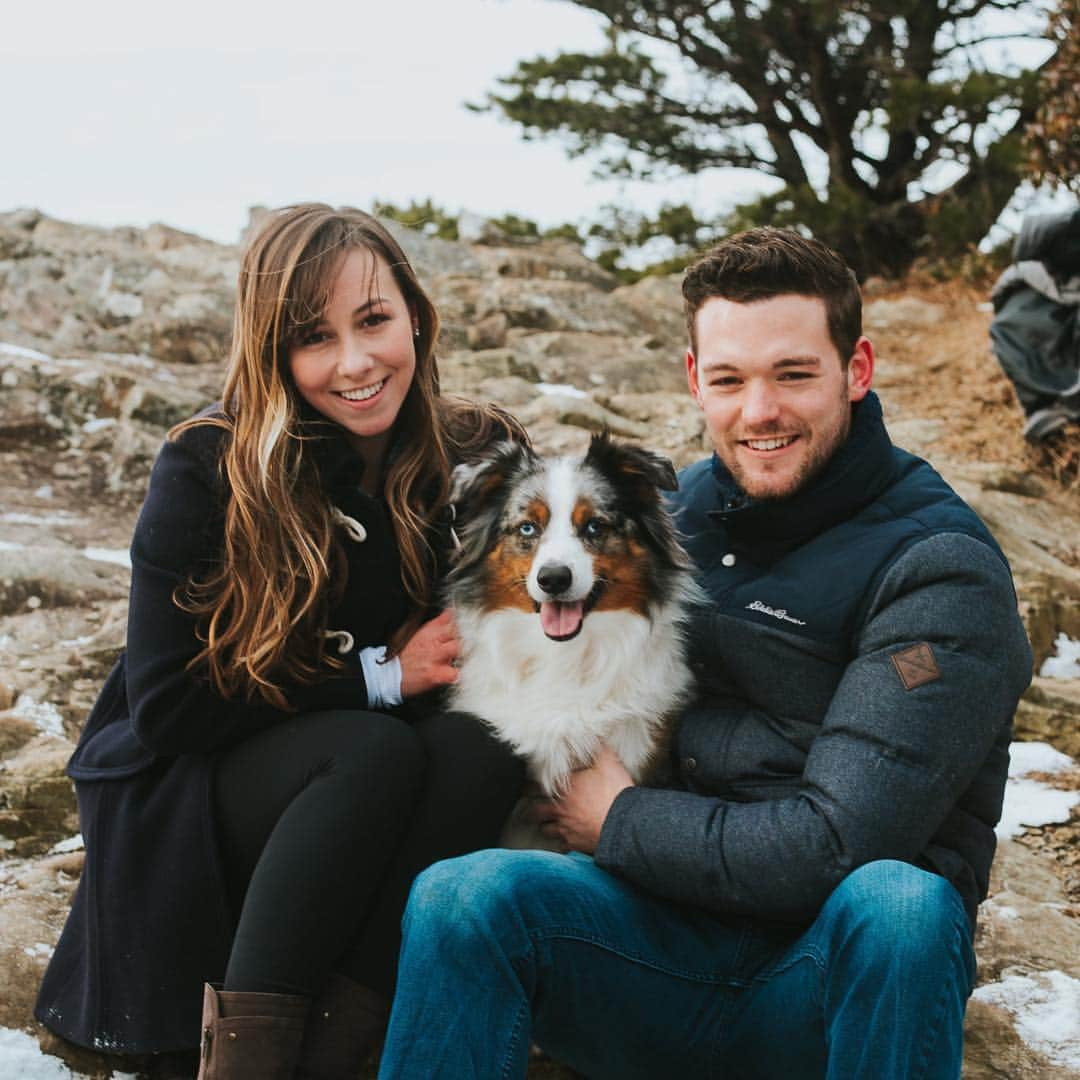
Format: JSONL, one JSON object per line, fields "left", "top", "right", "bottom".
{"left": 358, "top": 645, "right": 403, "bottom": 709}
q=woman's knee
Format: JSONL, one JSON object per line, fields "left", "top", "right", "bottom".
{"left": 298, "top": 709, "right": 426, "bottom": 809}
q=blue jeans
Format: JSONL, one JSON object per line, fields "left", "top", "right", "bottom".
{"left": 378, "top": 851, "right": 975, "bottom": 1079}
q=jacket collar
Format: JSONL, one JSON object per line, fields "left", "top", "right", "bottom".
{"left": 706, "top": 391, "right": 897, "bottom": 548}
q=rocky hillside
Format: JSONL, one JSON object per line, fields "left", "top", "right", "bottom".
{"left": 1, "top": 208, "right": 1078, "bottom": 1078}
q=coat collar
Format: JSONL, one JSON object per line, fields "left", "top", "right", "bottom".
{"left": 706, "top": 391, "right": 897, "bottom": 548}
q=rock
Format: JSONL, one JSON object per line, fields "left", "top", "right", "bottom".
{"left": 475, "top": 279, "right": 648, "bottom": 336}
{"left": 0, "top": 545, "right": 128, "bottom": 616}
{"left": 1016, "top": 680, "right": 1080, "bottom": 758}
{"left": 864, "top": 295, "right": 947, "bottom": 330}
{"left": 0, "top": 734, "right": 78, "bottom": 856}
{"left": 467, "top": 312, "right": 510, "bottom": 351}
{"left": 518, "top": 392, "right": 650, "bottom": 439}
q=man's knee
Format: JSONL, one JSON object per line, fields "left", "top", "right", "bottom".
{"left": 824, "top": 860, "right": 971, "bottom": 969}
{"left": 404, "top": 850, "right": 574, "bottom": 951}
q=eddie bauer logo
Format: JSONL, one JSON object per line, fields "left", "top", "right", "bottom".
{"left": 746, "top": 600, "right": 807, "bottom": 626}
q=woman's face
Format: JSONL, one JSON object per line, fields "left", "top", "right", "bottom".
{"left": 288, "top": 247, "right": 417, "bottom": 461}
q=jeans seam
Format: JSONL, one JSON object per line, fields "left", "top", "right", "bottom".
{"left": 912, "top": 914, "right": 969, "bottom": 1080}
{"left": 528, "top": 925, "right": 751, "bottom": 987}
{"left": 500, "top": 998, "right": 530, "bottom": 1080}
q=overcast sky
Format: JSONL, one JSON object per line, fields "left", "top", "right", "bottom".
{"left": 0, "top": 0, "right": 780, "bottom": 244}
{"left": 0, "top": 0, "right": 1069, "bottom": 247}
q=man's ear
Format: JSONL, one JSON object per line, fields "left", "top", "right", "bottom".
{"left": 686, "top": 350, "right": 703, "bottom": 407}
{"left": 847, "top": 337, "right": 874, "bottom": 402}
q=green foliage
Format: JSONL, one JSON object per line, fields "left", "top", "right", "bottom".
{"left": 372, "top": 199, "right": 459, "bottom": 240}
{"left": 1025, "top": 0, "right": 1080, "bottom": 192}
{"left": 478, "top": 0, "right": 1055, "bottom": 277}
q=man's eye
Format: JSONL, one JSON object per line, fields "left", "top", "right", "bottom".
{"left": 518, "top": 522, "right": 539, "bottom": 538}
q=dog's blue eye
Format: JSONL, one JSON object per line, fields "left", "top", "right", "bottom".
{"left": 518, "top": 522, "right": 538, "bottom": 538}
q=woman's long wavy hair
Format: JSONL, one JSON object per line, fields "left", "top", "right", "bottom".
{"left": 172, "top": 203, "right": 522, "bottom": 709}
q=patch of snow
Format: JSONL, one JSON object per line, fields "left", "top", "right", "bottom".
{"left": 12, "top": 694, "right": 66, "bottom": 739}
{"left": 82, "top": 547, "right": 131, "bottom": 569}
{"left": 0, "top": 1027, "right": 87, "bottom": 1078}
{"left": 24, "top": 942, "right": 53, "bottom": 959}
{"left": 33, "top": 485, "right": 54, "bottom": 500}
{"left": 536, "top": 382, "right": 589, "bottom": 399}
{"left": 57, "top": 635, "right": 94, "bottom": 649}
{"left": 1009, "top": 740, "right": 1076, "bottom": 777}
{"left": 989, "top": 903, "right": 1021, "bottom": 921}
{"left": 81, "top": 417, "right": 116, "bottom": 434}
{"left": 0, "top": 342, "right": 53, "bottom": 362}
{"left": 973, "top": 970, "right": 1080, "bottom": 1070}
{"left": 997, "top": 779, "right": 1080, "bottom": 839}
{"left": 1040, "top": 633, "right": 1080, "bottom": 680}
{"left": 997, "top": 741, "right": 1080, "bottom": 839}
{"left": 49, "top": 835, "right": 84, "bottom": 855}
{"left": 0, "top": 539, "right": 24, "bottom": 552}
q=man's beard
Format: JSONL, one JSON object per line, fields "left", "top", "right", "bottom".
{"left": 725, "top": 394, "right": 853, "bottom": 502}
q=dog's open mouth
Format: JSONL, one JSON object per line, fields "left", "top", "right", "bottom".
{"left": 538, "top": 582, "right": 604, "bottom": 642}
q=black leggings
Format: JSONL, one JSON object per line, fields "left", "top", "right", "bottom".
{"left": 212, "top": 708, "right": 524, "bottom": 998}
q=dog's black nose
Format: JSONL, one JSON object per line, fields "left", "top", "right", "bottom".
{"left": 537, "top": 562, "right": 573, "bottom": 595}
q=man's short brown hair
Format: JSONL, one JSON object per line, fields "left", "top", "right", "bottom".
{"left": 682, "top": 228, "right": 862, "bottom": 363}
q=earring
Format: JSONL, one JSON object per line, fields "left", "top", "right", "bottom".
{"left": 413, "top": 326, "right": 420, "bottom": 338}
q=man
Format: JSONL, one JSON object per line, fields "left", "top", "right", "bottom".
{"left": 377, "top": 229, "right": 1033, "bottom": 1079}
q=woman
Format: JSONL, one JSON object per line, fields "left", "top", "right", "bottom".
{"left": 34, "top": 204, "right": 526, "bottom": 1079}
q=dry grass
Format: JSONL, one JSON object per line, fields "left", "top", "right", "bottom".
{"left": 868, "top": 277, "right": 1079, "bottom": 498}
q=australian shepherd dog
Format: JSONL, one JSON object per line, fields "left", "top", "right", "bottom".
{"left": 445, "top": 433, "right": 700, "bottom": 847}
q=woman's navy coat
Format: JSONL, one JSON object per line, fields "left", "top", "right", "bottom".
{"left": 35, "top": 411, "right": 413, "bottom": 1054}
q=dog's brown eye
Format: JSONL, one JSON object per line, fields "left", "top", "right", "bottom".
{"left": 583, "top": 518, "right": 606, "bottom": 539}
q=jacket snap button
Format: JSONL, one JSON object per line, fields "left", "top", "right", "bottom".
{"left": 721, "top": 553, "right": 736, "bottom": 567}
{"left": 684, "top": 756, "right": 697, "bottom": 772}
{"left": 227, "top": 1031, "right": 238, "bottom": 1040}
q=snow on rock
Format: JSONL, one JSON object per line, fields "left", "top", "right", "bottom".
{"left": 997, "top": 741, "right": 1080, "bottom": 840}
{"left": 1009, "top": 740, "right": 1076, "bottom": 777}
{"left": 81, "top": 547, "right": 131, "bottom": 569}
{"left": 972, "top": 970, "right": 1080, "bottom": 1071}
{"left": 0, "top": 1028, "right": 86, "bottom": 1078}
{"left": 11, "top": 695, "right": 66, "bottom": 740}
{"left": 1040, "top": 632, "right": 1080, "bottom": 680}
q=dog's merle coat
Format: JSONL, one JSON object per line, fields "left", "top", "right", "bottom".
{"left": 445, "top": 433, "right": 701, "bottom": 846}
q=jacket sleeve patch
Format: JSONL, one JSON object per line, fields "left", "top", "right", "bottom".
{"left": 891, "top": 642, "right": 941, "bottom": 690}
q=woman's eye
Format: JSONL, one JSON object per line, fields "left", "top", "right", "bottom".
{"left": 298, "top": 329, "right": 329, "bottom": 347}
{"left": 360, "top": 312, "right": 390, "bottom": 328}
{"left": 518, "top": 522, "right": 538, "bottom": 538}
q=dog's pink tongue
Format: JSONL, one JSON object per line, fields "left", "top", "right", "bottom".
{"left": 540, "top": 600, "right": 584, "bottom": 639}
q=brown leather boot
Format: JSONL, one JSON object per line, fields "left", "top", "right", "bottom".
{"left": 295, "top": 974, "right": 389, "bottom": 1079}
{"left": 195, "top": 982, "right": 308, "bottom": 1080}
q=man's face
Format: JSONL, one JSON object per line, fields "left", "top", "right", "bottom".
{"left": 687, "top": 294, "right": 873, "bottom": 501}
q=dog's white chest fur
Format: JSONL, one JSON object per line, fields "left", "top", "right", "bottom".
{"left": 450, "top": 604, "right": 694, "bottom": 796}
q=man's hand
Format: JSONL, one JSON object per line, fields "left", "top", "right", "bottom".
{"left": 399, "top": 610, "right": 461, "bottom": 698}
{"left": 532, "top": 744, "right": 634, "bottom": 854}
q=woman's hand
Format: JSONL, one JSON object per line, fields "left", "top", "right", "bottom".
{"left": 399, "top": 609, "right": 461, "bottom": 698}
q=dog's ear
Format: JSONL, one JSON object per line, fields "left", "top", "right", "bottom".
{"left": 450, "top": 439, "right": 535, "bottom": 511}
{"left": 584, "top": 432, "right": 678, "bottom": 504}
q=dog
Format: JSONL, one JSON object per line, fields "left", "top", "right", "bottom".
{"left": 445, "top": 433, "right": 701, "bottom": 848}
